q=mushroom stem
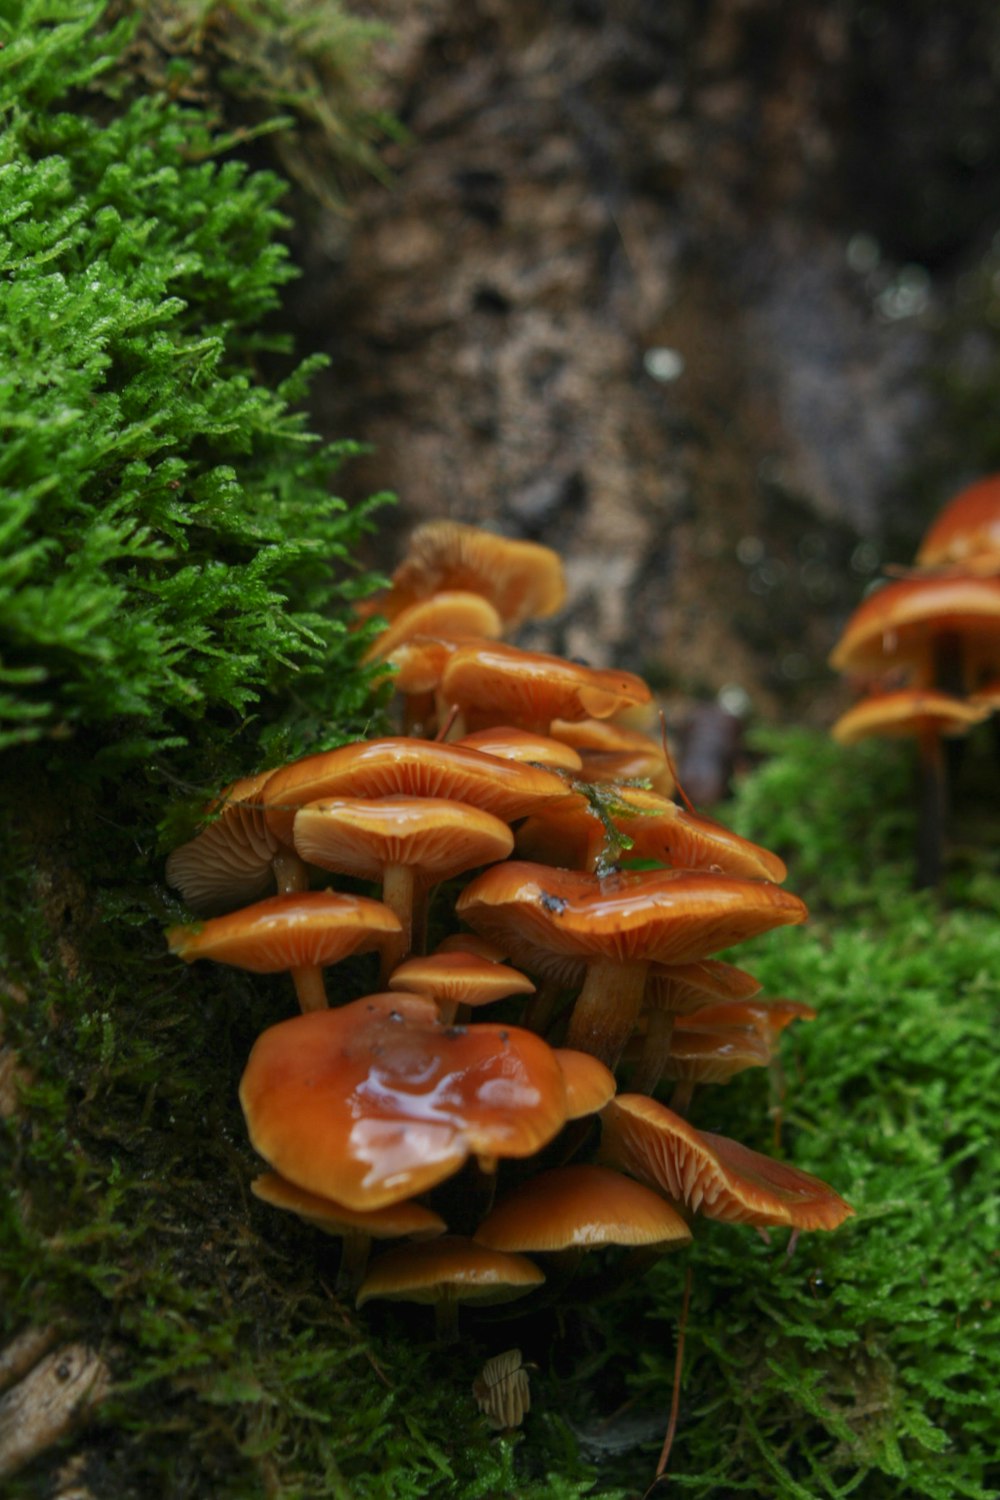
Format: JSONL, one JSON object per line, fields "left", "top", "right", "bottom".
{"left": 669, "top": 1079, "right": 695, "bottom": 1117}
{"left": 272, "top": 846, "right": 309, "bottom": 896}
{"left": 630, "top": 1010, "right": 677, "bottom": 1096}
{"left": 379, "top": 864, "right": 418, "bottom": 981}
{"left": 336, "top": 1231, "right": 373, "bottom": 1296}
{"left": 915, "top": 722, "right": 947, "bottom": 890}
{"left": 290, "top": 965, "right": 328, "bottom": 1014}
{"left": 434, "top": 1293, "right": 460, "bottom": 1345}
{"left": 565, "top": 959, "right": 648, "bottom": 1068}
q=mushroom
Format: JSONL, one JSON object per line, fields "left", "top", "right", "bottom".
{"left": 548, "top": 717, "right": 676, "bottom": 795}
{"left": 599, "top": 1094, "right": 853, "bottom": 1232}
{"left": 439, "top": 640, "right": 652, "bottom": 736}
{"left": 239, "top": 992, "right": 570, "bottom": 1211}
{"left": 367, "top": 521, "right": 567, "bottom": 632}
{"left": 291, "top": 795, "right": 515, "bottom": 978}
{"left": 474, "top": 1163, "right": 691, "bottom": 1283}
{"left": 165, "top": 770, "right": 307, "bottom": 917}
{"left": 552, "top": 1048, "right": 617, "bottom": 1119}
{"left": 355, "top": 1236, "right": 544, "bottom": 1343}
{"left": 915, "top": 474, "right": 1000, "bottom": 576}
{"left": 166, "top": 890, "right": 402, "bottom": 1013}
{"left": 250, "top": 1170, "right": 445, "bottom": 1293}
{"left": 515, "top": 786, "right": 787, "bottom": 882}
{"left": 261, "top": 736, "right": 570, "bottom": 847}
{"left": 387, "top": 951, "right": 535, "bottom": 1025}
{"left": 631, "top": 959, "right": 764, "bottom": 1097}
{"left": 456, "top": 726, "right": 584, "bottom": 772}
{"left": 456, "top": 862, "right": 807, "bottom": 1067}
{"left": 830, "top": 575, "right": 1000, "bottom": 884}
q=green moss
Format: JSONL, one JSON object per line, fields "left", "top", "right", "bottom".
{"left": 0, "top": 0, "right": 390, "bottom": 782}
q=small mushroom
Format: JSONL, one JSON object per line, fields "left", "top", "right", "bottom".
{"left": 457, "top": 862, "right": 807, "bottom": 1067}
{"left": 251, "top": 1170, "right": 445, "bottom": 1292}
{"left": 388, "top": 951, "right": 535, "bottom": 1024}
{"left": 599, "top": 1094, "right": 853, "bottom": 1232}
{"left": 292, "top": 795, "right": 515, "bottom": 978}
{"left": 166, "top": 890, "right": 402, "bottom": 1013}
{"left": 474, "top": 1163, "right": 691, "bottom": 1269}
{"left": 165, "top": 770, "right": 307, "bottom": 917}
{"left": 355, "top": 1236, "right": 544, "bottom": 1342}
{"left": 440, "top": 640, "right": 652, "bottom": 736}
{"left": 374, "top": 520, "right": 567, "bottom": 631}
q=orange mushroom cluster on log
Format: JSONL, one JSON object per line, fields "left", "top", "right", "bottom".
{"left": 164, "top": 519, "right": 851, "bottom": 1338}
{"left": 830, "top": 475, "right": 1000, "bottom": 885}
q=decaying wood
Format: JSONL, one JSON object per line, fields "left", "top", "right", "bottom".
{"left": 0, "top": 1325, "right": 60, "bottom": 1395}
{"left": 0, "top": 1343, "right": 111, "bottom": 1481}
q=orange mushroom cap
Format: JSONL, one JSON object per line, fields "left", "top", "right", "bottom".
{"left": 456, "top": 863, "right": 807, "bottom": 979}
{"left": 644, "top": 959, "right": 762, "bottom": 1017}
{"left": 831, "top": 688, "right": 990, "bottom": 744}
{"left": 355, "top": 1235, "right": 544, "bottom": 1309}
{"left": 166, "top": 891, "right": 402, "bottom": 974}
{"left": 600, "top": 1094, "right": 853, "bottom": 1232}
{"left": 474, "top": 1164, "right": 691, "bottom": 1253}
{"left": 262, "top": 737, "right": 570, "bottom": 845}
{"left": 239, "top": 993, "right": 569, "bottom": 1211}
{"left": 829, "top": 575, "right": 1000, "bottom": 676}
{"left": 916, "top": 475, "right": 1000, "bottom": 574}
{"left": 516, "top": 788, "right": 786, "bottom": 882}
{"left": 292, "top": 796, "right": 515, "bottom": 885}
{"left": 440, "top": 641, "right": 652, "bottom": 732}
{"left": 456, "top": 726, "right": 584, "bottom": 773}
{"left": 363, "top": 591, "right": 503, "bottom": 665}
{"left": 553, "top": 1048, "right": 617, "bottom": 1119}
{"left": 383, "top": 521, "right": 567, "bottom": 629}
{"left": 251, "top": 1171, "right": 446, "bottom": 1240}
{"left": 387, "top": 952, "right": 535, "bottom": 1009}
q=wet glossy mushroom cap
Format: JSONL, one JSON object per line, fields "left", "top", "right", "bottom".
{"left": 239, "top": 993, "right": 569, "bottom": 1211}
{"left": 250, "top": 1171, "right": 446, "bottom": 1240}
{"left": 263, "top": 737, "right": 570, "bottom": 845}
{"left": 385, "top": 521, "right": 567, "bottom": 629}
{"left": 828, "top": 575, "right": 1000, "bottom": 677}
{"left": 456, "top": 726, "right": 583, "bottom": 773}
{"left": 916, "top": 475, "right": 1000, "bottom": 574}
{"left": 363, "top": 592, "right": 503, "bottom": 664}
{"left": 600, "top": 1094, "right": 853, "bottom": 1231}
{"left": 831, "top": 688, "right": 990, "bottom": 744}
{"left": 474, "top": 1164, "right": 691, "bottom": 1253}
{"left": 355, "top": 1235, "right": 544, "bottom": 1310}
{"left": 387, "top": 952, "right": 535, "bottom": 1010}
{"left": 440, "top": 641, "right": 652, "bottom": 733}
{"left": 553, "top": 1049, "right": 617, "bottom": 1118}
{"left": 456, "top": 863, "right": 807, "bottom": 978}
{"left": 166, "top": 891, "right": 402, "bottom": 975}
{"left": 292, "top": 796, "right": 515, "bottom": 885}
{"left": 165, "top": 771, "right": 281, "bottom": 916}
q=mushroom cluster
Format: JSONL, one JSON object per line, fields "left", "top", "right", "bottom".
{"left": 830, "top": 476, "right": 1000, "bottom": 884}
{"left": 165, "top": 520, "right": 851, "bottom": 1340}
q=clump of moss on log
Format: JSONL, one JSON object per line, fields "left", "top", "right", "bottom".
{"left": 0, "top": 0, "right": 390, "bottom": 791}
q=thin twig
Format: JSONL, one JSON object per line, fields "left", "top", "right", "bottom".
{"left": 651, "top": 1261, "right": 693, "bottom": 1489}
